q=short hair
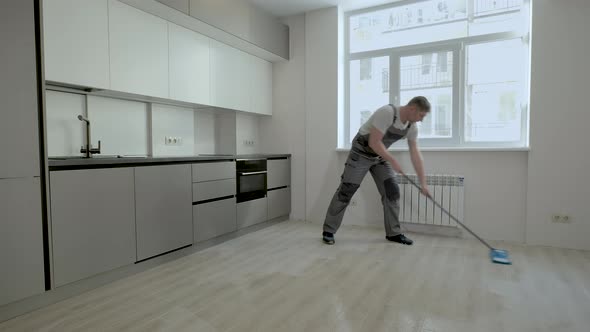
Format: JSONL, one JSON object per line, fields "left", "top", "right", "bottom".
{"left": 408, "top": 96, "right": 431, "bottom": 112}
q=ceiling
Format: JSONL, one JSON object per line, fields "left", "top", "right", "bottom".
{"left": 247, "top": 0, "right": 401, "bottom": 18}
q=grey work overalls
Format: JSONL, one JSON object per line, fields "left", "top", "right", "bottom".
{"left": 323, "top": 105, "right": 413, "bottom": 236}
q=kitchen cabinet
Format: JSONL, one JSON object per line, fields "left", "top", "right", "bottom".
{"left": 108, "top": 0, "right": 169, "bottom": 99}
{"left": 189, "top": 0, "right": 250, "bottom": 41}
{"left": 237, "top": 197, "right": 267, "bottom": 229}
{"left": 156, "top": 0, "right": 189, "bottom": 15}
{"left": 268, "top": 187, "right": 291, "bottom": 220}
{"left": 169, "top": 23, "right": 210, "bottom": 105}
{"left": 210, "top": 39, "right": 250, "bottom": 112}
{"left": 194, "top": 197, "right": 237, "bottom": 243}
{"left": 0, "top": 178, "right": 45, "bottom": 306}
{"left": 0, "top": 0, "right": 40, "bottom": 179}
{"left": 135, "top": 164, "right": 192, "bottom": 261}
{"left": 249, "top": 55, "right": 273, "bottom": 115}
{"left": 50, "top": 168, "right": 136, "bottom": 287}
{"left": 267, "top": 158, "right": 290, "bottom": 189}
{"left": 267, "top": 158, "right": 291, "bottom": 220}
{"left": 192, "top": 161, "right": 236, "bottom": 243}
{"left": 43, "top": 0, "right": 110, "bottom": 89}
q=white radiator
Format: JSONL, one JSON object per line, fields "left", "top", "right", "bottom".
{"left": 395, "top": 174, "right": 464, "bottom": 227}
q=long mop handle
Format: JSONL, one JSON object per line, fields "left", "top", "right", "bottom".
{"left": 401, "top": 173, "right": 494, "bottom": 250}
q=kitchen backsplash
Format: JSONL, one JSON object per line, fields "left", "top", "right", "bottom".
{"left": 45, "top": 90, "right": 261, "bottom": 157}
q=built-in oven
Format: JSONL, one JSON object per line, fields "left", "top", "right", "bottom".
{"left": 236, "top": 158, "right": 267, "bottom": 203}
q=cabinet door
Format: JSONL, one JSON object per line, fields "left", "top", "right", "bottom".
{"left": 43, "top": 0, "right": 110, "bottom": 89}
{"left": 193, "top": 197, "right": 236, "bottom": 242}
{"left": 267, "top": 159, "right": 290, "bottom": 189}
{"left": 249, "top": 55, "right": 272, "bottom": 115}
{"left": 169, "top": 23, "right": 210, "bottom": 104}
{"left": 135, "top": 164, "right": 192, "bottom": 261}
{"left": 108, "top": 0, "right": 169, "bottom": 98}
{"left": 268, "top": 187, "right": 290, "bottom": 220}
{"left": 236, "top": 197, "right": 267, "bottom": 229}
{"left": 0, "top": 178, "right": 45, "bottom": 306}
{"left": 210, "top": 39, "right": 250, "bottom": 112}
{"left": 0, "top": 0, "right": 39, "bottom": 178}
{"left": 189, "top": 0, "right": 250, "bottom": 40}
{"left": 50, "top": 168, "right": 136, "bottom": 287}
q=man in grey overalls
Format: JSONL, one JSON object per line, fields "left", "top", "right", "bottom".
{"left": 323, "top": 96, "right": 432, "bottom": 245}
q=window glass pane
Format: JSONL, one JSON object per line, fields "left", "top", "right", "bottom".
{"left": 474, "top": 0, "right": 522, "bottom": 16}
{"left": 400, "top": 51, "right": 453, "bottom": 138}
{"left": 349, "top": 56, "right": 389, "bottom": 140}
{"left": 465, "top": 39, "right": 525, "bottom": 142}
{"left": 350, "top": 0, "right": 468, "bottom": 53}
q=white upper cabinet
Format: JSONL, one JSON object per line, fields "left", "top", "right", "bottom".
{"left": 168, "top": 23, "right": 210, "bottom": 105}
{"left": 249, "top": 55, "right": 272, "bottom": 115}
{"left": 43, "top": 0, "right": 110, "bottom": 89}
{"left": 210, "top": 39, "right": 250, "bottom": 112}
{"left": 108, "top": 0, "right": 169, "bottom": 99}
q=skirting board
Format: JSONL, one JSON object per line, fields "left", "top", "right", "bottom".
{"left": 401, "top": 222, "right": 463, "bottom": 238}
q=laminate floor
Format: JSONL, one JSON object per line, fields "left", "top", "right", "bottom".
{"left": 1, "top": 221, "right": 589, "bottom": 332}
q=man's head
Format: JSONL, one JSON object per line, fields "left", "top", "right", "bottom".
{"left": 406, "top": 96, "right": 431, "bottom": 123}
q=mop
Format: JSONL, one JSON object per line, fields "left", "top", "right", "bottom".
{"left": 401, "top": 173, "right": 512, "bottom": 265}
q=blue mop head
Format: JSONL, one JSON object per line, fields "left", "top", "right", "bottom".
{"left": 490, "top": 249, "right": 512, "bottom": 265}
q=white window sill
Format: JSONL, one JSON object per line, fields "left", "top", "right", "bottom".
{"left": 336, "top": 146, "right": 530, "bottom": 152}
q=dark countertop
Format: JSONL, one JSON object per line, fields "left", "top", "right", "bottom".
{"left": 48, "top": 154, "right": 291, "bottom": 170}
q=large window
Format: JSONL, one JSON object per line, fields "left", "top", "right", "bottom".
{"left": 345, "top": 0, "right": 531, "bottom": 148}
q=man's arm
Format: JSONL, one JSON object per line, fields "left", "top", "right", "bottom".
{"left": 368, "top": 126, "right": 404, "bottom": 174}
{"left": 408, "top": 139, "right": 431, "bottom": 197}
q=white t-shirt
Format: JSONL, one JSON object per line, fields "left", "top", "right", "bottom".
{"left": 358, "top": 105, "right": 418, "bottom": 141}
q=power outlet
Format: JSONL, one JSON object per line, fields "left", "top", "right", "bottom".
{"left": 165, "top": 136, "right": 183, "bottom": 146}
{"left": 551, "top": 214, "right": 572, "bottom": 223}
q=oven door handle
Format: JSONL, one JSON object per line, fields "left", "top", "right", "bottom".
{"left": 238, "top": 171, "right": 267, "bottom": 175}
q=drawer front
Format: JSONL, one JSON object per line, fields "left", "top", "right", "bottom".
{"left": 236, "top": 197, "right": 267, "bottom": 229}
{"left": 193, "top": 197, "right": 237, "bottom": 243}
{"left": 193, "top": 178, "right": 235, "bottom": 202}
{"left": 192, "top": 161, "right": 235, "bottom": 182}
{"left": 267, "top": 159, "right": 290, "bottom": 189}
{"left": 268, "top": 187, "right": 291, "bottom": 220}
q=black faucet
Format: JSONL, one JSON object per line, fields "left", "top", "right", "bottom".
{"left": 77, "top": 115, "right": 101, "bottom": 158}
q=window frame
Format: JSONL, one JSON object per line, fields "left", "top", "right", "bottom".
{"left": 343, "top": 0, "right": 531, "bottom": 149}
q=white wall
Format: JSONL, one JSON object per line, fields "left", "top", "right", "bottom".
{"left": 304, "top": 8, "right": 341, "bottom": 227}
{"left": 45, "top": 91, "right": 85, "bottom": 157}
{"left": 259, "top": 14, "right": 306, "bottom": 221}
{"left": 87, "top": 96, "right": 149, "bottom": 156}
{"left": 525, "top": 0, "right": 590, "bottom": 250}
{"left": 235, "top": 112, "right": 260, "bottom": 154}
{"left": 194, "top": 109, "right": 216, "bottom": 154}
{"left": 151, "top": 103, "right": 194, "bottom": 156}
{"left": 337, "top": 150, "right": 528, "bottom": 243}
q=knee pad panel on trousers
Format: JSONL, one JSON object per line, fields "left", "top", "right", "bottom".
{"left": 337, "top": 182, "right": 360, "bottom": 203}
{"left": 384, "top": 178, "right": 400, "bottom": 201}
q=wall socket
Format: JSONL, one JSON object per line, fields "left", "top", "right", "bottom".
{"left": 165, "top": 136, "right": 183, "bottom": 146}
{"left": 243, "top": 139, "right": 255, "bottom": 146}
{"left": 551, "top": 214, "right": 572, "bottom": 223}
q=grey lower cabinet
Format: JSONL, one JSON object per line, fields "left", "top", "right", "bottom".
{"left": 237, "top": 197, "right": 268, "bottom": 229}
{"left": 0, "top": 178, "right": 45, "bottom": 306}
{"left": 191, "top": 161, "right": 236, "bottom": 243}
{"left": 267, "top": 187, "right": 291, "bottom": 220}
{"left": 193, "top": 197, "right": 237, "bottom": 242}
{"left": 50, "top": 168, "right": 136, "bottom": 287}
{"left": 134, "top": 164, "right": 193, "bottom": 261}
